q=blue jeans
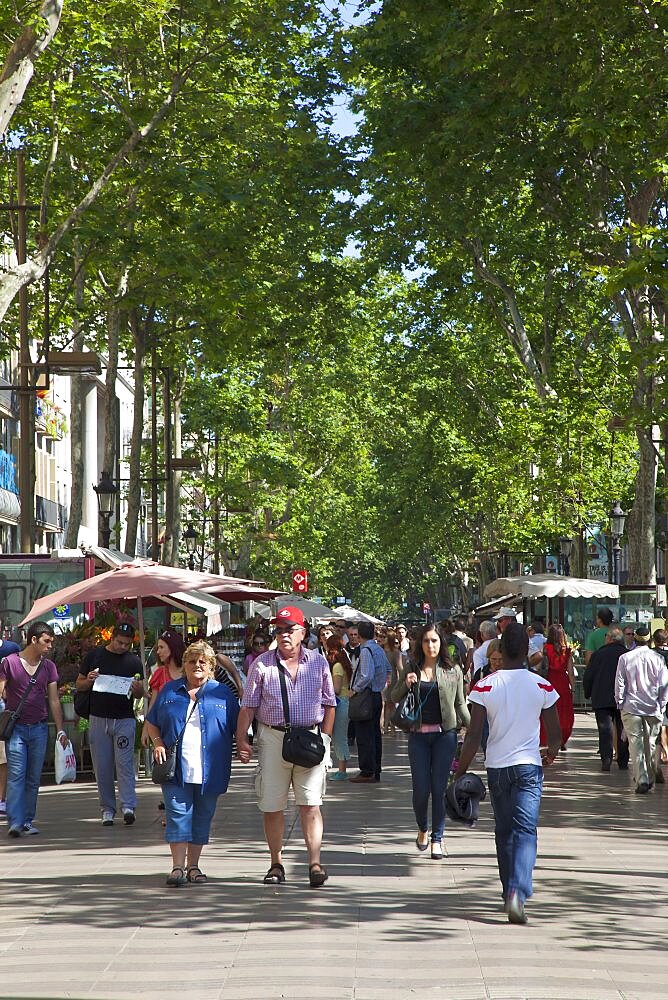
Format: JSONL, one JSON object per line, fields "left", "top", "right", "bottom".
{"left": 6, "top": 721, "right": 49, "bottom": 832}
{"left": 162, "top": 783, "right": 219, "bottom": 845}
{"left": 408, "top": 729, "right": 457, "bottom": 841}
{"left": 332, "top": 697, "right": 350, "bottom": 763}
{"left": 487, "top": 764, "right": 544, "bottom": 903}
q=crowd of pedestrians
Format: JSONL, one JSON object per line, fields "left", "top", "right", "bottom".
{"left": 1, "top": 603, "right": 667, "bottom": 926}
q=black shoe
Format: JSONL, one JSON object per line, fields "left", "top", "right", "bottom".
{"left": 618, "top": 763, "right": 629, "bottom": 770}
{"left": 601, "top": 758, "right": 612, "bottom": 772}
{"left": 123, "top": 810, "right": 136, "bottom": 825}
{"left": 635, "top": 782, "right": 650, "bottom": 794}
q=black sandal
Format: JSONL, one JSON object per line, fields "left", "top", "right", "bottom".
{"left": 308, "top": 863, "right": 328, "bottom": 888}
{"left": 187, "top": 866, "right": 207, "bottom": 883}
{"left": 165, "top": 866, "right": 187, "bottom": 887}
{"left": 263, "top": 863, "right": 286, "bottom": 884}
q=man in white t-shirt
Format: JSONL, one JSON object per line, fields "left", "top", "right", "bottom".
{"left": 457, "top": 622, "right": 562, "bottom": 925}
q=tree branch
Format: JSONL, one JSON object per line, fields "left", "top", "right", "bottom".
{"left": 0, "top": 67, "right": 191, "bottom": 324}
{"left": 0, "top": 0, "right": 64, "bottom": 139}
{"left": 468, "top": 239, "right": 556, "bottom": 399}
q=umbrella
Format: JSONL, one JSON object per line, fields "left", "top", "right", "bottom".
{"left": 257, "top": 595, "right": 339, "bottom": 621}
{"left": 19, "top": 562, "right": 282, "bottom": 680}
{"left": 331, "top": 605, "right": 385, "bottom": 625}
{"left": 483, "top": 573, "right": 619, "bottom": 601}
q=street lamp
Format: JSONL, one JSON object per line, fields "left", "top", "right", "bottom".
{"left": 608, "top": 501, "right": 627, "bottom": 586}
{"left": 184, "top": 523, "right": 198, "bottom": 571}
{"left": 93, "top": 471, "right": 118, "bottom": 548}
{"left": 559, "top": 537, "right": 571, "bottom": 576}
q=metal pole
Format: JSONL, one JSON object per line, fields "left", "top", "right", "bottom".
{"left": 213, "top": 430, "right": 220, "bottom": 574}
{"left": 613, "top": 538, "right": 621, "bottom": 587}
{"left": 17, "top": 152, "right": 35, "bottom": 553}
{"left": 664, "top": 419, "right": 668, "bottom": 606}
{"left": 151, "top": 341, "right": 159, "bottom": 561}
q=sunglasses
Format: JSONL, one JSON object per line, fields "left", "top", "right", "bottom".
{"left": 275, "top": 625, "right": 301, "bottom": 634}
{"left": 253, "top": 640, "right": 267, "bottom": 647}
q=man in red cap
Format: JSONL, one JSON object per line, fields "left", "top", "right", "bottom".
{"left": 236, "top": 605, "right": 336, "bottom": 887}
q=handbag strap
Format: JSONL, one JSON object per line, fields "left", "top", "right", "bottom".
{"left": 172, "top": 690, "right": 201, "bottom": 749}
{"left": 2, "top": 655, "right": 48, "bottom": 722}
{"left": 276, "top": 660, "right": 292, "bottom": 730}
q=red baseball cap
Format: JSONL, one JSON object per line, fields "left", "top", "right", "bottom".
{"left": 270, "top": 606, "right": 306, "bottom": 628}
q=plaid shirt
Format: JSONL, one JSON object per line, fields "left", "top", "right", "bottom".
{"left": 241, "top": 646, "right": 336, "bottom": 727}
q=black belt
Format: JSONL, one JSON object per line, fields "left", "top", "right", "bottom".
{"left": 270, "top": 723, "right": 317, "bottom": 732}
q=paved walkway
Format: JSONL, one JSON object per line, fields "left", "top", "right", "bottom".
{"left": 0, "top": 712, "right": 666, "bottom": 1000}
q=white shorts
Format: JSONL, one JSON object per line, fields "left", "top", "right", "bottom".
{"left": 254, "top": 723, "right": 327, "bottom": 812}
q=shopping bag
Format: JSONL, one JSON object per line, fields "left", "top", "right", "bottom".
{"left": 55, "top": 739, "right": 77, "bottom": 784}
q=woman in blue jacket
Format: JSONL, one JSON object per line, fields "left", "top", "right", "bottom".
{"left": 146, "top": 640, "right": 239, "bottom": 886}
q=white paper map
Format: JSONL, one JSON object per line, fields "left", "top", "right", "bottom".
{"left": 92, "top": 674, "right": 133, "bottom": 697}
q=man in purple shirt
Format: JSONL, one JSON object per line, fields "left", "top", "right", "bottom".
{"left": 0, "top": 621, "right": 68, "bottom": 837}
{"left": 237, "top": 605, "right": 336, "bottom": 888}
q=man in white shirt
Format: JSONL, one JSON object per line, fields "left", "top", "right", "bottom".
{"left": 615, "top": 624, "right": 668, "bottom": 794}
{"left": 471, "top": 620, "right": 498, "bottom": 685}
{"left": 457, "top": 622, "right": 561, "bottom": 925}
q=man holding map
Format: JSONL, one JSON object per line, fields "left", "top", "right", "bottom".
{"left": 76, "top": 623, "right": 145, "bottom": 826}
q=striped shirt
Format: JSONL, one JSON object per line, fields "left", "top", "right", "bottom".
{"left": 241, "top": 646, "right": 336, "bottom": 727}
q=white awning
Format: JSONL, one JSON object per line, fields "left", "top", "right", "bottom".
{"left": 483, "top": 574, "right": 619, "bottom": 601}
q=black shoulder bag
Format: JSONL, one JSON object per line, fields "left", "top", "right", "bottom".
{"left": 0, "top": 656, "right": 47, "bottom": 741}
{"left": 348, "top": 655, "right": 374, "bottom": 723}
{"left": 74, "top": 648, "right": 104, "bottom": 719}
{"left": 151, "top": 693, "right": 200, "bottom": 785}
{"left": 277, "top": 662, "right": 325, "bottom": 769}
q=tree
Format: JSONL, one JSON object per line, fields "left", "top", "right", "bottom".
{"left": 347, "top": 0, "right": 668, "bottom": 583}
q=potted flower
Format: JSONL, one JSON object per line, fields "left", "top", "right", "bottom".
{"left": 59, "top": 682, "right": 76, "bottom": 721}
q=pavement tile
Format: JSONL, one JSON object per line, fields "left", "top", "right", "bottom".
{"left": 2, "top": 715, "right": 668, "bottom": 1000}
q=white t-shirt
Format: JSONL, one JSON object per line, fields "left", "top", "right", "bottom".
{"left": 180, "top": 704, "right": 203, "bottom": 784}
{"left": 472, "top": 639, "right": 493, "bottom": 678}
{"left": 468, "top": 669, "right": 559, "bottom": 768}
{"left": 528, "top": 634, "right": 546, "bottom": 657}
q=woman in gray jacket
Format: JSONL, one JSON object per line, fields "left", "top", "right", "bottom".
{"left": 391, "top": 624, "right": 470, "bottom": 859}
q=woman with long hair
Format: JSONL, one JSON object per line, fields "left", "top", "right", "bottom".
{"left": 391, "top": 624, "right": 470, "bottom": 859}
{"left": 542, "top": 623, "right": 575, "bottom": 749}
{"left": 141, "top": 630, "right": 185, "bottom": 747}
{"left": 382, "top": 629, "right": 403, "bottom": 734}
{"left": 326, "top": 635, "right": 353, "bottom": 780}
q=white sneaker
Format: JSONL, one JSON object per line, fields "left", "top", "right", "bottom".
{"left": 22, "top": 823, "right": 39, "bottom": 835}
{"left": 0, "top": 800, "right": 6, "bottom": 815}
{"left": 102, "top": 810, "right": 114, "bottom": 826}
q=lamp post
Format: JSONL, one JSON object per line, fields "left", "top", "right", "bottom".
{"left": 559, "top": 537, "right": 571, "bottom": 576}
{"left": 608, "top": 501, "right": 627, "bottom": 586}
{"left": 184, "top": 523, "right": 198, "bottom": 571}
{"left": 93, "top": 471, "right": 118, "bottom": 548}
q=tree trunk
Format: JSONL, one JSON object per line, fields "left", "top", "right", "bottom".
{"left": 626, "top": 426, "right": 657, "bottom": 585}
{"left": 161, "top": 373, "right": 183, "bottom": 566}
{"left": 124, "top": 310, "right": 147, "bottom": 555}
{"left": 102, "top": 302, "right": 121, "bottom": 484}
{"left": 0, "top": 0, "right": 64, "bottom": 139}
{"left": 64, "top": 242, "right": 85, "bottom": 548}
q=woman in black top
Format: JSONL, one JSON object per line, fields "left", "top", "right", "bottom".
{"left": 391, "top": 624, "right": 469, "bottom": 859}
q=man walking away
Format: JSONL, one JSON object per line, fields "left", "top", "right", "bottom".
{"left": 582, "top": 627, "right": 629, "bottom": 772}
{"left": 615, "top": 624, "right": 668, "bottom": 793}
{"left": 457, "top": 622, "right": 561, "bottom": 925}
{"left": 349, "top": 621, "right": 390, "bottom": 783}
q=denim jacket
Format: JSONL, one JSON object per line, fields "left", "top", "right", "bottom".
{"left": 147, "top": 678, "right": 239, "bottom": 795}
